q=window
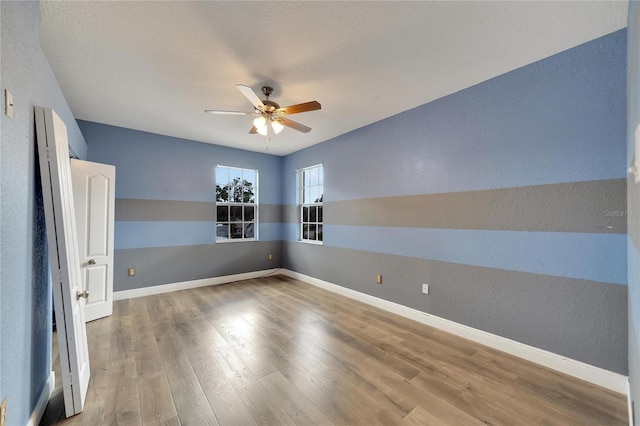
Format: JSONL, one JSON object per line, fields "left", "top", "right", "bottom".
{"left": 299, "top": 164, "right": 323, "bottom": 243}
{"left": 216, "top": 165, "right": 257, "bottom": 242}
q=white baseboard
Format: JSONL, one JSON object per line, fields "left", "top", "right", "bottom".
{"left": 27, "top": 371, "right": 54, "bottom": 426}
{"left": 280, "top": 269, "right": 629, "bottom": 395}
{"left": 113, "top": 269, "right": 280, "bottom": 300}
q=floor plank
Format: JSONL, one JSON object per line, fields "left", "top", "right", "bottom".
{"left": 259, "top": 371, "right": 333, "bottom": 425}
{"left": 41, "top": 275, "right": 628, "bottom": 425}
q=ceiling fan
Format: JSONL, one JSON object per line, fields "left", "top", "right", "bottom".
{"left": 205, "top": 84, "right": 321, "bottom": 137}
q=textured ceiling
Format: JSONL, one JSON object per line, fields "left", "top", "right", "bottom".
{"left": 39, "top": 1, "right": 628, "bottom": 156}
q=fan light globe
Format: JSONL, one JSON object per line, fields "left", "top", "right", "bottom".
{"left": 256, "top": 125, "right": 268, "bottom": 136}
{"left": 253, "top": 116, "right": 266, "bottom": 129}
{"left": 253, "top": 116, "right": 268, "bottom": 135}
{"left": 271, "top": 120, "right": 284, "bottom": 134}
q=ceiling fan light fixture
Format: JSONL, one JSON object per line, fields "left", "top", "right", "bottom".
{"left": 207, "top": 84, "right": 321, "bottom": 141}
{"left": 256, "top": 125, "right": 268, "bottom": 136}
{"left": 253, "top": 116, "right": 269, "bottom": 135}
{"left": 271, "top": 120, "right": 284, "bottom": 134}
{"left": 253, "top": 116, "right": 266, "bottom": 129}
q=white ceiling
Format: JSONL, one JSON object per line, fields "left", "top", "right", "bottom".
{"left": 39, "top": 1, "right": 628, "bottom": 156}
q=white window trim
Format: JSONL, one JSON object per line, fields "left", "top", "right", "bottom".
{"left": 298, "top": 164, "right": 323, "bottom": 244}
{"left": 215, "top": 165, "right": 259, "bottom": 243}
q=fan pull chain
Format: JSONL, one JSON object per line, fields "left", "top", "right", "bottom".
{"left": 265, "top": 120, "right": 271, "bottom": 151}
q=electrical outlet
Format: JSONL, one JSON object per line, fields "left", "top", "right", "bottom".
{"left": 376, "top": 274, "right": 382, "bottom": 284}
{"left": 1, "top": 398, "right": 7, "bottom": 426}
{"left": 268, "top": 254, "right": 273, "bottom": 260}
{"left": 127, "top": 267, "right": 136, "bottom": 277}
{"left": 5, "top": 90, "right": 13, "bottom": 119}
{"left": 422, "top": 283, "right": 430, "bottom": 294}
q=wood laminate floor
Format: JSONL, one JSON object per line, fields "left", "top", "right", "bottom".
{"left": 41, "top": 275, "right": 628, "bottom": 425}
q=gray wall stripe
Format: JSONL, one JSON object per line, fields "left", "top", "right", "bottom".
{"left": 115, "top": 199, "right": 282, "bottom": 223}
{"left": 282, "top": 242, "right": 627, "bottom": 374}
{"left": 283, "top": 204, "right": 299, "bottom": 224}
{"left": 322, "top": 179, "right": 626, "bottom": 233}
{"left": 113, "top": 240, "right": 281, "bottom": 291}
{"left": 258, "top": 203, "right": 283, "bottom": 223}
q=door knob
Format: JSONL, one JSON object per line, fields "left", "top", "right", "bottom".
{"left": 76, "top": 290, "right": 89, "bottom": 300}
{"left": 88, "top": 259, "right": 96, "bottom": 265}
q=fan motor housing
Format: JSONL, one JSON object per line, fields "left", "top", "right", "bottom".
{"left": 262, "top": 100, "right": 280, "bottom": 112}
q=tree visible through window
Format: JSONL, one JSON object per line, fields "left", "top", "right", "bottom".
{"left": 299, "top": 164, "right": 323, "bottom": 243}
{"left": 216, "top": 166, "right": 257, "bottom": 241}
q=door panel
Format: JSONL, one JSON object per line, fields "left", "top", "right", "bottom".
{"left": 71, "top": 159, "right": 115, "bottom": 322}
{"left": 35, "top": 106, "right": 90, "bottom": 417}
{"left": 84, "top": 265, "right": 108, "bottom": 304}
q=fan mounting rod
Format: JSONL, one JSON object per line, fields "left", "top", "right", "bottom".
{"left": 261, "top": 86, "right": 274, "bottom": 98}
{"left": 260, "top": 87, "right": 279, "bottom": 112}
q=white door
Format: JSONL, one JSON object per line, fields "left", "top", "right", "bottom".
{"left": 71, "top": 159, "right": 115, "bottom": 322}
{"left": 35, "top": 107, "right": 90, "bottom": 417}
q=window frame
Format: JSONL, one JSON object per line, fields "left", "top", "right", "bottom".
{"left": 215, "top": 165, "right": 258, "bottom": 243}
{"left": 298, "top": 164, "right": 323, "bottom": 244}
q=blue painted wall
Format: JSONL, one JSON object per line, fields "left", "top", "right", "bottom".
{"left": 627, "top": 1, "right": 640, "bottom": 423}
{"left": 80, "top": 121, "right": 283, "bottom": 290}
{"left": 290, "top": 36, "right": 626, "bottom": 205}
{"left": 0, "top": 2, "right": 87, "bottom": 424}
{"left": 81, "top": 122, "right": 281, "bottom": 205}
{"left": 283, "top": 29, "right": 628, "bottom": 373}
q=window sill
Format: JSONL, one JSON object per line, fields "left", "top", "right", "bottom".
{"left": 216, "top": 238, "right": 257, "bottom": 244}
{"left": 298, "top": 240, "right": 323, "bottom": 246}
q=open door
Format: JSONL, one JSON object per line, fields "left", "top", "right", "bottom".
{"left": 71, "top": 159, "right": 115, "bottom": 322}
{"left": 35, "top": 107, "right": 90, "bottom": 417}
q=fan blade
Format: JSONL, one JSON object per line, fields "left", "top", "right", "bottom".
{"left": 236, "top": 84, "right": 265, "bottom": 110}
{"left": 249, "top": 126, "right": 258, "bottom": 134}
{"left": 204, "top": 110, "right": 257, "bottom": 116}
{"left": 277, "top": 101, "right": 321, "bottom": 115}
{"left": 278, "top": 118, "right": 312, "bottom": 133}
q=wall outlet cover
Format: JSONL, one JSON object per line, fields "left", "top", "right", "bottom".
{"left": 4, "top": 90, "right": 13, "bottom": 119}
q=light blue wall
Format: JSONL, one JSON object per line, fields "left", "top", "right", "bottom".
{"left": 80, "top": 121, "right": 283, "bottom": 291}
{"left": 284, "top": 31, "right": 627, "bottom": 205}
{"left": 283, "top": 29, "right": 628, "bottom": 373}
{"left": 81, "top": 121, "right": 281, "bottom": 204}
{"left": 326, "top": 226, "right": 626, "bottom": 285}
{"left": 627, "top": 1, "right": 640, "bottom": 423}
{"left": 0, "top": 2, "right": 87, "bottom": 424}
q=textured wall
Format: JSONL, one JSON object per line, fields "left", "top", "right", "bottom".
{"left": 0, "top": 2, "right": 87, "bottom": 424}
{"left": 627, "top": 1, "right": 639, "bottom": 423}
{"left": 80, "top": 121, "right": 283, "bottom": 291}
{"left": 283, "top": 30, "right": 628, "bottom": 374}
